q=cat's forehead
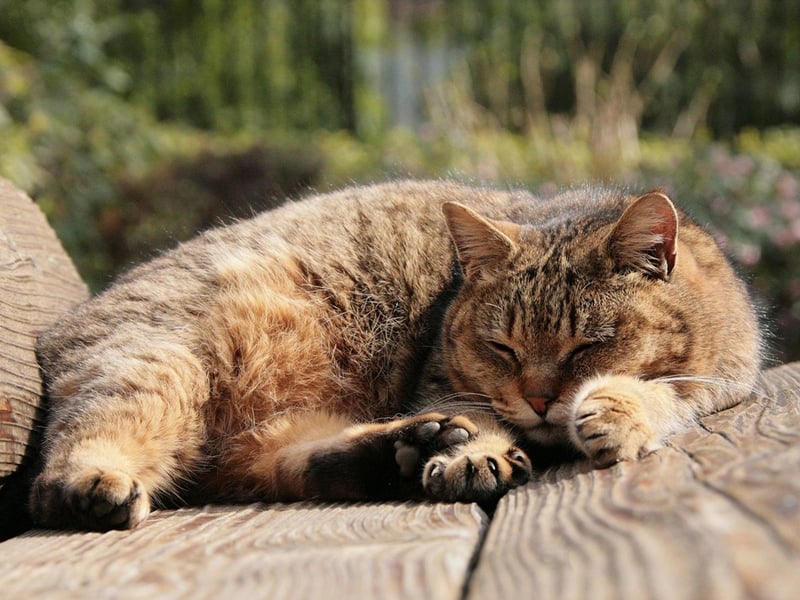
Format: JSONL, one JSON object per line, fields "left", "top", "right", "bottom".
{"left": 478, "top": 269, "right": 606, "bottom": 334}
{"left": 514, "top": 223, "right": 611, "bottom": 280}
{"left": 476, "top": 243, "right": 624, "bottom": 343}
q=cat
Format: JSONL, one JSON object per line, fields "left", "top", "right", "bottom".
{"left": 28, "top": 180, "right": 761, "bottom": 531}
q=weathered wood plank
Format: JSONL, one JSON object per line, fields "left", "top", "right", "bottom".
{"left": 0, "top": 501, "right": 487, "bottom": 599}
{"left": 468, "top": 363, "right": 800, "bottom": 600}
{"left": 0, "top": 177, "right": 88, "bottom": 483}
{"left": 0, "top": 178, "right": 89, "bottom": 539}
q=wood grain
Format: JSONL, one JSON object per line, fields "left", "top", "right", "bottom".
{"left": 468, "top": 363, "right": 800, "bottom": 600}
{"left": 2, "top": 172, "right": 799, "bottom": 598}
{"left": 0, "top": 178, "right": 88, "bottom": 483}
{"left": 0, "top": 501, "right": 488, "bottom": 599}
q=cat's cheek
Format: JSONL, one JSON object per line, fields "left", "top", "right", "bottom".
{"left": 491, "top": 382, "right": 535, "bottom": 420}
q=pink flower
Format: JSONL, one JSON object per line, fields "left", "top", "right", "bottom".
{"left": 780, "top": 198, "right": 800, "bottom": 220}
{"left": 715, "top": 153, "right": 755, "bottom": 178}
{"left": 776, "top": 172, "right": 799, "bottom": 202}
{"left": 748, "top": 206, "right": 771, "bottom": 228}
{"left": 772, "top": 228, "right": 794, "bottom": 248}
{"left": 736, "top": 243, "right": 761, "bottom": 267}
{"left": 710, "top": 195, "right": 730, "bottom": 215}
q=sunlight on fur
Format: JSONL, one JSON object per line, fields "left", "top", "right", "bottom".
{"left": 30, "top": 180, "right": 761, "bottom": 530}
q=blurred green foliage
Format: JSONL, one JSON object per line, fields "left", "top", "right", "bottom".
{"left": 0, "top": 0, "right": 799, "bottom": 362}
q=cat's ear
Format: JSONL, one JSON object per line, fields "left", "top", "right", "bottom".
{"left": 442, "top": 202, "right": 520, "bottom": 279}
{"left": 609, "top": 191, "right": 678, "bottom": 281}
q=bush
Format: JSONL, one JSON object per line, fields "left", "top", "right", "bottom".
{"left": 112, "top": 144, "right": 322, "bottom": 278}
{"left": 0, "top": 37, "right": 325, "bottom": 289}
{"left": 647, "top": 140, "right": 800, "bottom": 364}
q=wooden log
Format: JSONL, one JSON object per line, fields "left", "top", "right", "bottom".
{"left": 468, "top": 363, "right": 800, "bottom": 600}
{"left": 0, "top": 178, "right": 89, "bottom": 539}
{"left": 0, "top": 501, "right": 488, "bottom": 599}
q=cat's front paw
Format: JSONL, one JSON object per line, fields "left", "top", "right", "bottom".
{"left": 422, "top": 443, "right": 531, "bottom": 504}
{"left": 30, "top": 468, "right": 150, "bottom": 531}
{"left": 393, "top": 414, "right": 478, "bottom": 477}
{"left": 571, "top": 377, "right": 660, "bottom": 467}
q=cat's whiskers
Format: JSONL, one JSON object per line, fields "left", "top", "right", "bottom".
{"left": 417, "top": 391, "right": 496, "bottom": 416}
{"left": 651, "top": 373, "right": 777, "bottom": 412}
{"left": 652, "top": 374, "right": 761, "bottom": 396}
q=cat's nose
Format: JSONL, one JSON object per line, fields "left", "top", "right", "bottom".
{"left": 522, "top": 374, "right": 559, "bottom": 417}
{"left": 526, "top": 394, "right": 554, "bottom": 417}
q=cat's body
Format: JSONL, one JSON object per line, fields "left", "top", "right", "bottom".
{"left": 30, "top": 180, "right": 761, "bottom": 530}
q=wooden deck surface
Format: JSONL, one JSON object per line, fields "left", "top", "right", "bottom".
{"left": 1, "top": 362, "right": 798, "bottom": 600}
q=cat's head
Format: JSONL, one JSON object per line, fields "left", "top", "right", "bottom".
{"left": 440, "top": 190, "right": 687, "bottom": 445}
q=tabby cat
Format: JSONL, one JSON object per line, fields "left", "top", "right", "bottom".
{"left": 29, "top": 180, "right": 761, "bottom": 531}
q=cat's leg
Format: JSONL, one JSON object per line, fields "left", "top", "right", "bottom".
{"left": 419, "top": 414, "right": 532, "bottom": 504}
{"left": 30, "top": 340, "right": 208, "bottom": 531}
{"left": 568, "top": 374, "right": 695, "bottom": 467}
{"left": 205, "top": 411, "right": 488, "bottom": 502}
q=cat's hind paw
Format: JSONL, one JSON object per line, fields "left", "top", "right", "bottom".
{"left": 393, "top": 414, "right": 478, "bottom": 477}
{"left": 422, "top": 443, "right": 531, "bottom": 504}
{"left": 30, "top": 468, "right": 150, "bottom": 531}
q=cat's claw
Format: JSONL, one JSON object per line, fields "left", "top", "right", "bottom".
{"left": 573, "top": 393, "right": 658, "bottom": 467}
{"left": 422, "top": 446, "right": 531, "bottom": 504}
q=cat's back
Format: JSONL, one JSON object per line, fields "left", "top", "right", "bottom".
{"left": 199, "top": 179, "right": 535, "bottom": 258}
{"left": 37, "top": 181, "right": 536, "bottom": 370}
{"left": 181, "top": 179, "right": 540, "bottom": 309}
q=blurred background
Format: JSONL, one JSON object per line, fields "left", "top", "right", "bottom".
{"left": 0, "top": 0, "right": 798, "bottom": 362}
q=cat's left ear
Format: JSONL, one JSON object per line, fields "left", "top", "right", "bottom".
{"left": 442, "top": 202, "right": 520, "bottom": 279}
{"left": 609, "top": 191, "right": 678, "bottom": 281}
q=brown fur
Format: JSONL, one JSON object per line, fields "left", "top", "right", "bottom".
{"left": 29, "top": 181, "right": 761, "bottom": 530}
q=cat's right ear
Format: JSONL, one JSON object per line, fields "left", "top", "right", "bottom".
{"left": 609, "top": 191, "right": 679, "bottom": 281}
{"left": 442, "top": 202, "right": 520, "bottom": 280}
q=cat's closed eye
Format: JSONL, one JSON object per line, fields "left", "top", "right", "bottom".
{"left": 486, "top": 340, "right": 519, "bottom": 364}
{"left": 564, "top": 341, "right": 599, "bottom": 364}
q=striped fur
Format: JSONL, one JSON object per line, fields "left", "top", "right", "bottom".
{"left": 29, "top": 181, "right": 760, "bottom": 530}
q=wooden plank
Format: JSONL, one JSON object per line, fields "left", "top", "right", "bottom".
{"left": 0, "top": 177, "right": 88, "bottom": 482}
{"left": 0, "top": 178, "right": 88, "bottom": 539}
{"left": 468, "top": 363, "right": 800, "bottom": 600}
{"left": 0, "top": 501, "right": 488, "bottom": 599}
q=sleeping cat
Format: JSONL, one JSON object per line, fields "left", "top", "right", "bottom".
{"left": 29, "top": 180, "right": 761, "bottom": 530}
